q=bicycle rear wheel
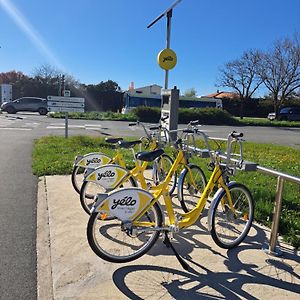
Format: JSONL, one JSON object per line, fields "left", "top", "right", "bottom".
{"left": 80, "top": 176, "right": 137, "bottom": 215}
{"left": 210, "top": 183, "right": 254, "bottom": 249}
{"left": 87, "top": 202, "right": 162, "bottom": 263}
{"left": 178, "top": 164, "right": 207, "bottom": 212}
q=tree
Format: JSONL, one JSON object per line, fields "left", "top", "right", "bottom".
{"left": 82, "top": 80, "right": 122, "bottom": 111}
{"left": 184, "top": 88, "right": 197, "bottom": 97}
{"left": 32, "top": 64, "right": 81, "bottom": 98}
{"left": 217, "top": 50, "right": 263, "bottom": 119}
{"left": 257, "top": 35, "right": 300, "bottom": 117}
{"left": 0, "top": 70, "right": 26, "bottom": 84}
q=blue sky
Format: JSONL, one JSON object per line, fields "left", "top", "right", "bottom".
{"left": 0, "top": 0, "right": 299, "bottom": 96}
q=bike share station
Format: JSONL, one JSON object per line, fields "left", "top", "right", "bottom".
{"left": 147, "top": 0, "right": 300, "bottom": 257}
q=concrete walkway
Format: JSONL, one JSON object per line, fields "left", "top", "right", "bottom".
{"left": 37, "top": 175, "right": 300, "bottom": 299}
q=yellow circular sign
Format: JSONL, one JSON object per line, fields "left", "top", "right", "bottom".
{"left": 157, "top": 48, "right": 177, "bottom": 70}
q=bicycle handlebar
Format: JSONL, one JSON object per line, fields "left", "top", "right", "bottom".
{"left": 230, "top": 131, "right": 243, "bottom": 139}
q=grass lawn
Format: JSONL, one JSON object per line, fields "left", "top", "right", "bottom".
{"left": 237, "top": 117, "right": 300, "bottom": 127}
{"left": 32, "top": 135, "right": 300, "bottom": 248}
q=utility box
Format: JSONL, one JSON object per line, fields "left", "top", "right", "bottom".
{"left": 0, "top": 84, "right": 12, "bottom": 104}
{"left": 161, "top": 86, "right": 179, "bottom": 142}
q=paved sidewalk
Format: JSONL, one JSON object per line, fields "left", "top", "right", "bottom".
{"left": 37, "top": 175, "right": 300, "bottom": 300}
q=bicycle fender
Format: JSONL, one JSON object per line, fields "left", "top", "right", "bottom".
{"left": 84, "top": 164, "right": 130, "bottom": 189}
{"left": 94, "top": 187, "right": 154, "bottom": 222}
{"left": 177, "top": 163, "right": 194, "bottom": 201}
{"left": 74, "top": 152, "right": 111, "bottom": 168}
{"left": 207, "top": 181, "right": 237, "bottom": 231}
{"left": 177, "top": 164, "right": 191, "bottom": 201}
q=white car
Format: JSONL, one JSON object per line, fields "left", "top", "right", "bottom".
{"left": 267, "top": 112, "right": 276, "bottom": 120}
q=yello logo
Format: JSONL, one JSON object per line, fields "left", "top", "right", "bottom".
{"left": 86, "top": 157, "right": 101, "bottom": 165}
{"left": 97, "top": 170, "right": 115, "bottom": 181}
{"left": 157, "top": 48, "right": 177, "bottom": 70}
{"left": 111, "top": 196, "right": 137, "bottom": 210}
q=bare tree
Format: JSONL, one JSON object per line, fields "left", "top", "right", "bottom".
{"left": 258, "top": 35, "right": 300, "bottom": 117}
{"left": 217, "top": 50, "right": 263, "bottom": 118}
{"left": 32, "top": 64, "right": 60, "bottom": 84}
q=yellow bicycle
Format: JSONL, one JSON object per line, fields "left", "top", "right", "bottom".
{"left": 80, "top": 120, "right": 209, "bottom": 215}
{"left": 80, "top": 138, "right": 176, "bottom": 215}
{"left": 86, "top": 131, "right": 254, "bottom": 270}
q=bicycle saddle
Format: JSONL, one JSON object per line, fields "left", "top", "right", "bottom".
{"left": 118, "top": 140, "right": 142, "bottom": 148}
{"left": 136, "top": 149, "right": 164, "bottom": 162}
{"left": 105, "top": 137, "right": 123, "bottom": 144}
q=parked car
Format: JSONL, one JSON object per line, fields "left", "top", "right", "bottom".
{"left": 267, "top": 107, "right": 300, "bottom": 121}
{"left": 0, "top": 97, "right": 48, "bottom": 115}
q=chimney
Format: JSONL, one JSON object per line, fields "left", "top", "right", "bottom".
{"left": 129, "top": 82, "right": 134, "bottom": 90}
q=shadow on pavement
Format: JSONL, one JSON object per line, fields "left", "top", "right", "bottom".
{"left": 113, "top": 222, "right": 300, "bottom": 300}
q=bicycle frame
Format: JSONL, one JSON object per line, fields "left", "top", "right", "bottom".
{"left": 132, "top": 152, "right": 235, "bottom": 230}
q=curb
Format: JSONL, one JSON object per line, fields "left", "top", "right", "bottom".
{"left": 37, "top": 176, "right": 54, "bottom": 300}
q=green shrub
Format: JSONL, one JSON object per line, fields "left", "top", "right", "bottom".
{"left": 50, "top": 111, "right": 137, "bottom": 121}
{"left": 132, "top": 106, "right": 240, "bottom": 125}
{"left": 178, "top": 107, "right": 240, "bottom": 125}
{"left": 132, "top": 106, "right": 161, "bottom": 122}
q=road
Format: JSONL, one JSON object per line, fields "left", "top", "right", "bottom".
{"left": 0, "top": 112, "right": 299, "bottom": 299}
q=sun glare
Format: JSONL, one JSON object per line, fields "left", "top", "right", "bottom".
{"left": 0, "top": 0, "right": 65, "bottom": 71}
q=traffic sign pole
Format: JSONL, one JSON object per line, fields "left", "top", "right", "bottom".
{"left": 65, "top": 112, "right": 68, "bottom": 138}
{"left": 47, "top": 95, "right": 85, "bottom": 139}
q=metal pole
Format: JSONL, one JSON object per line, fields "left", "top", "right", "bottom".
{"left": 65, "top": 112, "right": 68, "bottom": 138}
{"left": 269, "top": 176, "right": 284, "bottom": 255}
{"left": 164, "top": 10, "right": 172, "bottom": 89}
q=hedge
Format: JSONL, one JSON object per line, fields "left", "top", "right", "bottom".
{"left": 133, "top": 106, "right": 239, "bottom": 125}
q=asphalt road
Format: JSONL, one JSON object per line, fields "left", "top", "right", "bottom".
{"left": 0, "top": 112, "right": 299, "bottom": 299}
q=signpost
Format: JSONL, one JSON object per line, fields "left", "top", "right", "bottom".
{"left": 147, "top": 0, "right": 182, "bottom": 138}
{"left": 47, "top": 95, "right": 85, "bottom": 138}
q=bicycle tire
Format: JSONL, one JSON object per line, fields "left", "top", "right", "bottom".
{"left": 87, "top": 202, "right": 162, "bottom": 263}
{"left": 80, "top": 176, "right": 137, "bottom": 215}
{"left": 71, "top": 165, "right": 86, "bottom": 195}
{"left": 210, "top": 183, "right": 254, "bottom": 249}
{"left": 153, "top": 153, "right": 177, "bottom": 195}
{"left": 177, "top": 164, "right": 207, "bottom": 212}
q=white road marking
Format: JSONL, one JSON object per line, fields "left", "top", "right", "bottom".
{"left": 46, "top": 126, "right": 64, "bottom": 129}
{"left": 85, "top": 124, "right": 102, "bottom": 127}
{"left": 0, "top": 127, "right": 32, "bottom": 131}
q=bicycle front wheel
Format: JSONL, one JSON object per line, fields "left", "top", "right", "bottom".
{"left": 178, "top": 164, "right": 207, "bottom": 212}
{"left": 87, "top": 202, "right": 162, "bottom": 263}
{"left": 153, "top": 153, "right": 177, "bottom": 195}
{"left": 80, "top": 176, "right": 137, "bottom": 215}
{"left": 210, "top": 183, "right": 254, "bottom": 249}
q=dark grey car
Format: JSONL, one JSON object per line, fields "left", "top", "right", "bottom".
{"left": 278, "top": 107, "right": 300, "bottom": 121}
{"left": 0, "top": 97, "right": 48, "bottom": 115}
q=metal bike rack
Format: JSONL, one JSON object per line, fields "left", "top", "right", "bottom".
{"left": 184, "top": 132, "right": 299, "bottom": 255}
{"left": 256, "top": 166, "right": 300, "bottom": 256}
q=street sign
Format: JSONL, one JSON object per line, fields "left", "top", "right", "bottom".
{"left": 47, "top": 96, "right": 85, "bottom": 113}
{"left": 64, "top": 90, "right": 71, "bottom": 97}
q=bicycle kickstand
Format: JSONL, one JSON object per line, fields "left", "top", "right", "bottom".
{"left": 163, "top": 232, "right": 189, "bottom": 271}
